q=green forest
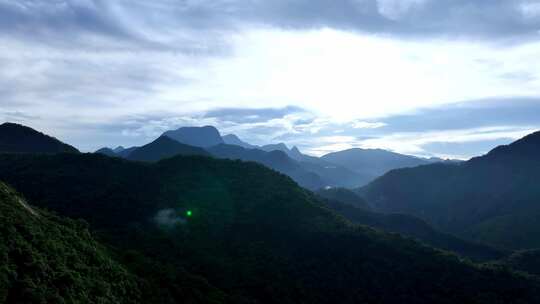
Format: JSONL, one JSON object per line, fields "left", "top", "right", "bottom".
{"left": 1, "top": 153, "right": 540, "bottom": 303}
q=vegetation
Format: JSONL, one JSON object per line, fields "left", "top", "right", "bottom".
{"left": 1, "top": 153, "right": 540, "bottom": 303}
{"left": 0, "top": 181, "right": 138, "bottom": 303}
{"left": 316, "top": 187, "right": 371, "bottom": 209}
{"left": 319, "top": 197, "right": 506, "bottom": 261}
{"left": 498, "top": 250, "right": 540, "bottom": 276}
{"left": 361, "top": 131, "right": 540, "bottom": 250}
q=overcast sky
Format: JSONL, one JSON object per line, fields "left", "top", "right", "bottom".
{"left": 1, "top": 0, "right": 540, "bottom": 158}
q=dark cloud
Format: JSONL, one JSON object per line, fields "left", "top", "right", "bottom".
{"left": 1, "top": 0, "right": 539, "bottom": 49}
{"left": 0, "top": 1, "right": 132, "bottom": 40}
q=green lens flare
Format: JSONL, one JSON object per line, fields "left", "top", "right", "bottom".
{"left": 186, "top": 210, "right": 192, "bottom": 217}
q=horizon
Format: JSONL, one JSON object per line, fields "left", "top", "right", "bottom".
{"left": 4, "top": 120, "right": 539, "bottom": 161}
{"left": 1, "top": 1, "right": 540, "bottom": 159}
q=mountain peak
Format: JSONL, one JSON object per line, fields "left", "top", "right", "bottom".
{"left": 222, "top": 134, "right": 257, "bottom": 149}
{"left": 484, "top": 130, "right": 540, "bottom": 160}
{"left": 128, "top": 135, "right": 209, "bottom": 162}
{"left": 261, "top": 143, "right": 289, "bottom": 152}
{"left": 162, "top": 125, "right": 224, "bottom": 148}
{"left": 0, "top": 122, "right": 79, "bottom": 154}
{"left": 510, "top": 130, "right": 540, "bottom": 147}
{"left": 113, "top": 146, "right": 125, "bottom": 153}
{"left": 95, "top": 147, "right": 117, "bottom": 157}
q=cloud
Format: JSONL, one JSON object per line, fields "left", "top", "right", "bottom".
{"left": 2, "top": 0, "right": 540, "bottom": 46}
{"left": 204, "top": 106, "right": 306, "bottom": 123}
{"left": 352, "top": 121, "right": 387, "bottom": 129}
{"left": 1, "top": 1, "right": 540, "bottom": 159}
{"left": 356, "top": 126, "right": 539, "bottom": 159}
{"left": 376, "top": 97, "right": 540, "bottom": 133}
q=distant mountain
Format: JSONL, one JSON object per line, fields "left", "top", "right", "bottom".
{"left": 113, "top": 146, "right": 125, "bottom": 153}
{"left": 95, "top": 147, "right": 117, "bottom": 157}
{"left": 259, "top": 143, "right": 373, "bottom": 187}
{"left": 0, "top": 181, "right": 138, "bottom": 303}
{"left": 321, "top": 148, "right": 430, "bottom": 184}
{"left": 261, "top": 142, "right": 288, "bottom": 152}
{"left": 261, "top": 143, "right": 305, "bottom": 160}
{"left": 1, "top": 152, "right": 539, "bottom": 303}
{"left": 207, "top": 144, "right": 325, "bottom": 190}
{"left": 427, "top": 157, "right": 464, "bottom": 164}
{"left": 117, "top": 146, "right": 138, "bottom": 158}
{"left": 299, "top": 159, "right": 374, "bottom": 188}
{"left": 158, "top": 126, "right": 389, "bottom": 188}
{"left": 361, "top": 130, "right": 540, "bottom": 250}
{"left": 0, "top": 122, "right": 78, "bottom": 154}
{"left": 163, "top": 126, "right": 224, "bottom": 147}
{"left": 316, "top": 187, "right": 370, "bottom": 210}
{"left": 222, "top": 134, "right": 257, "bottom": 149}
{"left": 128, "top": 136, "right": 209, "bottom": 162}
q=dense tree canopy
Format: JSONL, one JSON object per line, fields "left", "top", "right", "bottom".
{"left": 1, "top": 153, "right": 540, "bottom": 303}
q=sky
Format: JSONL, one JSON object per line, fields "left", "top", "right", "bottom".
{"left": 1, "top": 0, "right": 540, "bottom": 159}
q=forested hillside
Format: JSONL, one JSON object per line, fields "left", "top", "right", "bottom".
{"left": 0, "top": 153, "right": 539, "bottom": 303}
{"left": 361, "top": 131, "right": 540, "bottom": 250}
{"left": 0, "top": 181, "right": 138, "bottom": 303}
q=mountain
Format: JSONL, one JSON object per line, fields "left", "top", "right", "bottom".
{"left": 95, "top": 147, "right": 118, "bottom": 157}
{"left": 261, "top": 142, "right": 305, "bottom": 160}
{"left": 0, "top": 122, "right": 78, "bottom": 154}
{"left": 127, "top": 136, "right": 209, "bottom": 162}
{"left": 498, "top": 249, "right": 540, "bottom": 276}
{"left": 162, "top": 125, "right": 224, "bottom": 147}
{"left": 1, "top": 152, "right": 540, "bottom": 303}
{"left": 222, "top": 134, "right": 257, "bottom": 149}
{"left": 117, "top": 146, "right": 138, "bottom": 158}
{"left": 160, "top": 126, "right": 374, "bottom": 188}
{"left": 259, "top": 143, "right": 372, "bottom": 187}
{"left": 427, "top": 156, "right": 464, "bottom": 164}
{"left": 316, "top": 187, "right": 371, "bottom": 210}
{"left": 299, "top": 159, "right": 374, "bottom": 188}
{"left": 319, "top": 197, "right": 505, "bottom": 262}
{"left": 361, "top": 130, "right": 540, "bottom": 250}
{"left": 0, "top": 181, "right": 138, "bottom": 303}
{"left": 321, "top": 148, "right": 431, "bottom": 185}
{"left": 113, "top": 146, "right": 126, "bottom": 153}
{"left": 207, "top": 143, "right": 325, "bottom": 190}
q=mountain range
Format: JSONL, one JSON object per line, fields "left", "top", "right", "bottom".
{"left": 322, "top": 148, "right": 432, "bottom": 181}
{"left": 1, "top": 151, "right": 539, "bottom": 303}
{"left": 2, "top": 122, "right": 540, "bottom": 302}
{"left": 95, "top": 125, "right": 448, "bottom": 189}
{"left": 360, "top": 131, "right": 540, "bottom": 250}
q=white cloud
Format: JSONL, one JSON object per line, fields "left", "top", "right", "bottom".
{"left": 357, "top": 126, "right": 540, "bottom": 158}
{"left": 352, "top": 121, "right": 387, "bottom": 129}
{"left": 2, "top": 1, "right": 540, "bottom": 156}
{"left": 519, "top": 2, "right": 540, "bottom": 19}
